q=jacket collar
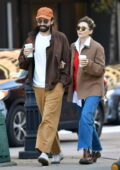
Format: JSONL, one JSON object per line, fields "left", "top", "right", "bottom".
{"left": 72, "top": 37, "right": 93, "bottom": 50}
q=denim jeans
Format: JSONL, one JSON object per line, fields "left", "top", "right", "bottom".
{"left": 77, "top": 96, "right": 102, "bottom": 151}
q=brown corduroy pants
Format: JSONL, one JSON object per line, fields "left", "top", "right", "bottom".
{"left": 33, "top": 83, "right": 64, "bottom": 154}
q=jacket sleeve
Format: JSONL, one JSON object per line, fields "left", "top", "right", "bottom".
{"left": 82, "top": 45, "right": 105, "bottom": 77}
{"left": 59, "top": 35, "right": 71, "bottom": 87}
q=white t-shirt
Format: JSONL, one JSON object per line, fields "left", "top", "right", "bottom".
{"left": 33, "top": 32, "right": 51, "bottom": 88}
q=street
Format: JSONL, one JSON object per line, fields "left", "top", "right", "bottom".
{"left": 1, "top": 125, "right": 120, "bottom": 170}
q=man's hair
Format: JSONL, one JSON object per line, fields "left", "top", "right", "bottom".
{"left": 77, "top": 16, "right": 96, "bottom": 30}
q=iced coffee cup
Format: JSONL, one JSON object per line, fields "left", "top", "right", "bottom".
{"left": 24, "top": 43, "right": 33, "bottom": 58}
{"left": 79, "top": 55, "right": 87, "bottom": 67}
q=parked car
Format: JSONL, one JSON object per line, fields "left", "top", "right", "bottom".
{"left": 105, "top": 64, "right": 120, "bottom": 123}
{"left": 106, "top": 86, "right": 120, "bottom": 123}
{"left": 0, "top": 72, "right": 27, "bottom": 147}
{"left": 0, "top": 49, "right": 106, "bottom": 147}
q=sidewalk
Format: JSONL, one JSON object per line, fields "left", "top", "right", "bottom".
{"left": 1, "top": 126, "right": 120, "bottom": 170}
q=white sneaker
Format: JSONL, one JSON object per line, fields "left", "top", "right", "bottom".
{"left": 51, "top": 153, "right": 64, "bottom": 164}
{"left": 38, "top": 152, "right": 50, "bottom": 166}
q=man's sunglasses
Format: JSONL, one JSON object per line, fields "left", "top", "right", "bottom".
{"left": 36, "top": 19, "right": 49, "bottom": 24}
{"left": 76, "top": 26, "right": 88, "bottom": 31}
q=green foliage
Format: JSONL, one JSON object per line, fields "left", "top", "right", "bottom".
{"left": 91, "top": 0, "right": 114, "bottom": 13}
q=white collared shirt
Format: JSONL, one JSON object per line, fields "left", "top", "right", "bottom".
{"left": 74, "top": 36, "right": 91, "bottom": 55}
{"left": 72, "top": 36, "right": 91, "bottom": 107}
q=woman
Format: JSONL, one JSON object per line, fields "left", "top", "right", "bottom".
{"left": 68, "top": 16, "right": 105, "bottom": 164}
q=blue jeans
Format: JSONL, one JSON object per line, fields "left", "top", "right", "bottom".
{"left": 77, "top": 96, "right": 102, "bottom": 151}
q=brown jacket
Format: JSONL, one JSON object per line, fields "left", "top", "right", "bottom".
{"left": 18, "top": 27, "right": 71, "bottom": 90}
{"left": 68, "top": 38, "right": 105, "bottom": 101}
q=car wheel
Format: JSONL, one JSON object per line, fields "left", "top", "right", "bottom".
{"left": 6, "top": 105, "right": 26, "bottom": 147}
{"left": 94, "top": 106, "right": 104, "bottom": 137}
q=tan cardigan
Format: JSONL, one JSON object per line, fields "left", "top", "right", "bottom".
{"left": 67, "top": 38, "right": 105, "bottom": 101}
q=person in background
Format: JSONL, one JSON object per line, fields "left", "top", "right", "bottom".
{"left": 18, "top": 7, "right": 71, "bottom": 166}
{"left": 68, "top": 16, "right": 105, "bottom": 164}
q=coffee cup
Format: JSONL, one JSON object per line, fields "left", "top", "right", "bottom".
{"left": 79, "top": 55, "right": 87, "bottom": 67}
{"left": 24, "top": 43, "right": 33, "bottom": 58}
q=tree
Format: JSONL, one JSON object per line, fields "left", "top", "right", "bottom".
{"left": 91, "top": 0, "right": 114, "bottom": 13}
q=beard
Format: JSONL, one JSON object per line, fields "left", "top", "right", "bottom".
{"left": 39, "top": 25, "right": 50, "bottom": 32}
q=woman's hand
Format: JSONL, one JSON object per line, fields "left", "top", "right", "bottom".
{"left": 80, "top": 59, "right": 89, "bottom": 67}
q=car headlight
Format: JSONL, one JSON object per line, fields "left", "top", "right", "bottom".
{"left": 0, "top": 90, "right": 9, "bottom": 100}
{"left": 106, "top": 89, "right": 115, "bottom": 98}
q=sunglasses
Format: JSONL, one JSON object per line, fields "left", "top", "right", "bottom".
{"left": 36, "top": 19, "right": 49, "bottom": 24}
{"left": 76, "top": 26, "right": 88, "bottom": 31}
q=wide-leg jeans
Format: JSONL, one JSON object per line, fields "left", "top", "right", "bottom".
{"left": 77, "top": 96, "right": 102, "bottom": 151}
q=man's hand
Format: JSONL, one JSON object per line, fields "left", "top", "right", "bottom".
{"left": 60, "top": 60, "right": 66, "bottom": 69}
{"left": 23, "top": 48, "right": 34, "bottom": 57}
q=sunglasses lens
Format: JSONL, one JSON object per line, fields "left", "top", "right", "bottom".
{"left": 36, "top": 19, "right": 41, "bottom": 24}
{"left": 81, "top": 27, "right": 86, "bottom": 31}
{"left": 44, "top": 19, "right": 49, "bottom": 24}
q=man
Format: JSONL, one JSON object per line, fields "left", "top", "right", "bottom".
{"left": 18, "top": 7, "right": 71, "bottom": 166}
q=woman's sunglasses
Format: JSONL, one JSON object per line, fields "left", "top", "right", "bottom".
{"left": 36, "top": 19, "right": 49, "bottom": 24}
{"left": 76, "top": 26, "right": 88, "bottom": 31}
